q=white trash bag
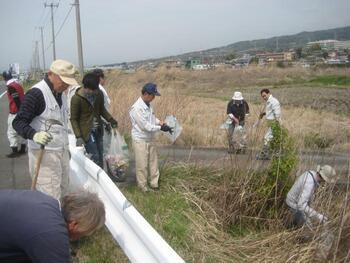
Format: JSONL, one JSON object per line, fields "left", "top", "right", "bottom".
{"left": 220, "top": 117, "right": 232, "bottom": 130}
{"left": 105, "top": 130, "right": 129, "bottom": 182}
{"left": 164, "top": 115, "right": 182, "bottom": 143}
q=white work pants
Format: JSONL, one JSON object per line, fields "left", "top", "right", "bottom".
{"left": 7, "top": 113, "right": 25, "bottom": 147}
{"left": 264, "top": 127, "right": 273, "bottom": 146}
{"left": 132, "top": 139, "right": 159, "bottom": 190}
{"left": 28, "top": 148, "right": 70, "bottom": 200}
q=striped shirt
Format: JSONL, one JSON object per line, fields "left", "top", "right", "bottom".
{"left": 12, "top": 77, "right": 62, "bottom": 140}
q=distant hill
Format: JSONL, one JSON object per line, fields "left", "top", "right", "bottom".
{"left": 175, "top": 25, "right": 350, "bottom": 59}
{"left": 104, "top": 25, "right": 350, "bottom": 67}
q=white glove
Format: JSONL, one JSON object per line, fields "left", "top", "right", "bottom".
{"left": 33, "top": 131, "right": 53, "bottom": 145}
{"left": 228, "top": 113, "right": 234, "bottom": 119}
{"left": 320, "top": 215, "right": 328, "bottom": 224}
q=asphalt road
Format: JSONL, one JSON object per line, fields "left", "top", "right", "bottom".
{"left": 0, "top": 81, "right": 31, "bottom": 190}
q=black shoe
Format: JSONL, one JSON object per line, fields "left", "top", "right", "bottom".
{"left": 6, "top": 147, "right": 20, "bottom": 158}
{"left": 19, "top": 144, "right": 26, "bottom": 154}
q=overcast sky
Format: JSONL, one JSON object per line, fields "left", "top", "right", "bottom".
{"left": 1, "top": 0, "right": 350, "bottom": 71}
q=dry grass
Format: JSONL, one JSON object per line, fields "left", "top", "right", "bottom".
{"left": 107, "top": 85, "right": 350, "bottom": 151}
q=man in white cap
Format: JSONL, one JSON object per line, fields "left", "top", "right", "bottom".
{"left": 226, "top": 91, "right": 249, "bottom": 153}
{"left": 13, "top": 59, "right": 78, "bottom": 199}
{"left": 285, "top": 165, "right": 336, "bottom": 229}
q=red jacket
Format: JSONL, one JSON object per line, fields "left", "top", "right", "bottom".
{"left": 7, "top": 80, "right": 25, "bottom": 114}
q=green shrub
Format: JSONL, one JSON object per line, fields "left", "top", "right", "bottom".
{"left": 309, "top": 75, "right": 350, "bottom": 86}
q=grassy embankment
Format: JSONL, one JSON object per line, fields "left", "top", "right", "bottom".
{"left": 74, "top": 66, "right": 350, "bottom": 262}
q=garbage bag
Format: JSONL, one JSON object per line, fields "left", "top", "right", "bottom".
{"left": 164, "top": 115, "right": 182, "bottom": 143}
{"left": 220, "top": 117, "right": 232, "bottom": 129}
{"left": 105, "top": 130, "right": 129, "bottom": 182}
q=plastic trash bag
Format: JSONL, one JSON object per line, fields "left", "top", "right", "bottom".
{"left": 105, "top": 130, "right": 129, "bottom": 182}
{"left": 220, "top": 117, "right": 232, "bottom": 129}
{"left": 164, "top": 115, "right": 182, "bottom": 143}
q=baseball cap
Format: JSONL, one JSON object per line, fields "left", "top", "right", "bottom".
{"left": 142, "top": 82, "right": 161, "bottom": 96}
{"left": 50, "top": 59, "right": 78, "bottom": 86}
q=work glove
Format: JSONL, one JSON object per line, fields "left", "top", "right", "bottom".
{"left": 76, "top": 137, "right": 85, "bottom": 147}
{"left": 111, "top": 121, "right": 118, "bottom": 129}
{"left": 104, "top": 122, "right": 112, "bottom": 134}
{"left": 33, "top": 131, "right": 53, "bottom": 145}
{"left": 160, "top": 124, "right": 173, "bottom": 134}
{"left": 259, "top": 112, "right": 266, "bottom": 119}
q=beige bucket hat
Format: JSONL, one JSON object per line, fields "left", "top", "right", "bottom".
{"left": 50, "top": 59, "right": 78, "bottom": 86}
{"left": 316, "top": 165, "right": 336, "bottom": 183}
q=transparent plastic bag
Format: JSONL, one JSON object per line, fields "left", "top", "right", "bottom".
{"left": 105, "top": 130, "right": 129, "bottom": 182}
{"left": 164, "top": 115, "right": 182, "bottom": 143}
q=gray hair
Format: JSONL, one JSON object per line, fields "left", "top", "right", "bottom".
{"left": 61, "top": 190, "right": 106, "bottom": 236}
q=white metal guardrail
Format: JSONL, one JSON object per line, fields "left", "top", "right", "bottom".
{"left": 68, "top": 137, "right": 185, "bottom": 263}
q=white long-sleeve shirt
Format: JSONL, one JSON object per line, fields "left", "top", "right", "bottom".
{"left": 99, "top": 84, "right": 111, "bottom": 111}
{"left": 286, "top": 170, "right": 324, "bottom": 222}
{"left": 266, "top": 95, "right": 281, "bottom": 120}
{"left": 129, "top": 97, "right": 161, "bottom": 142}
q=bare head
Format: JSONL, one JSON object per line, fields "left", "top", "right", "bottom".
{"left": 61, "top": 190, "right": 106, "bottom": 241}
{"left": 92, "top": 68, "right": 105, "bottom": 86}
{"left": 48, "top": 59, "right": 78, "bottom": 93}
{"left": 260, "top": 88, "right": 271, "bottom": 101}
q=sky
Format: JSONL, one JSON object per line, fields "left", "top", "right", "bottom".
{"left": 1, "top": 0, "right": 350, "bottom": 71}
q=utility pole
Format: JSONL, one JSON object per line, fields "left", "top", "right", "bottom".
{"left": 73, "top": 0, "right": 84, "bottom": 75}
{"left": 45, "top": 2, "right": 59, "bottom": 61}
{"left": 39, "top": 27, "right": 46, "bottom": 71}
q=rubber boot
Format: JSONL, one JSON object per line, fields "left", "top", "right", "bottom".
{"left": 6, "top": 147, "right": 20, "bottom": 158}
{"left": 19, "top": 144, "right": 26, "bottom": 154}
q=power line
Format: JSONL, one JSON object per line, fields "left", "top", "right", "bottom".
{"left": 55, "top": 5, "right": 73, "bottom": 38}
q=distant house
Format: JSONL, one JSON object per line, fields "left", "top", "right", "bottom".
{"left": 256, "top": 52, "right": 295, "bottom": 62}
{"left": 185, "top": 59, "right": 201, "bottom": 69}
{"left": 306, "top": 40, "right": 339, "bottom": 50}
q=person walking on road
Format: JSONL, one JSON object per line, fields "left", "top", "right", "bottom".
{"left": 226, "top": 91, "right": 250, "bottom": 154}
{"left": 129, "top": 83, "right": 172, "bottom": 192}
{"left": 70, "top": 72, "right": 118, "bottom": 168}
{"left": 257, "top": 88, "right": 281, "bottom": 160}
{"left": 2, "top": 71, "right": 26, "bottom": 158}
{"left": 93, "top": 68, "right": 111, "bottom": 111}
{"left": 0, "top": 189, "right": 105, "bottom": 263}
{"left": 285, "top": 165, "right": 336, "bottom": 229}
{"left": 13, "top": 59, "right": 78, "bottom": 200}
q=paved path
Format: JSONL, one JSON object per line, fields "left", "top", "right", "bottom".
{"left": 0, "top": 81, "right": 30, "bottom": 190}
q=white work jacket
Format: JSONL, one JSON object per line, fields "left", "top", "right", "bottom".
{"left": 286, "top": 170, "right": 324, "bottom": 222}
{"left": 129, "top": 97, "right": 161, "bottom": 142}
{"left": 266, "top": 95, "right": 281, "bottom": 121}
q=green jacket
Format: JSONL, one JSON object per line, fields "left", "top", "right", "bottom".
{"left": 70, "top": 87, "right": 117, "bottom": 142}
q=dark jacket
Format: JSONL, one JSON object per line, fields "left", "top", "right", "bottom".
{"left": 227, "top": 99, "right": 250, "bottom": 123}
{"left": 70, "top": 87, "right": 117, "bottom": 142}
